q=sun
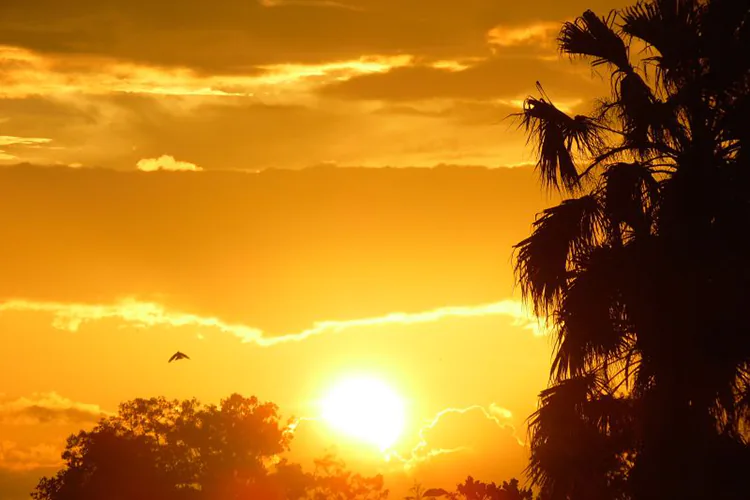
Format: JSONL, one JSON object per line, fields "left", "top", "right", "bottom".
{"left": 320, "top": 376, "right": 406, "bottom": 451}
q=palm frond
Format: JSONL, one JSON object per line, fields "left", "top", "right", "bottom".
{"left": 602, "top": 162, "right": 659, "bottom": 238}
{"left": 553, "top": 246, "right": 629, "bottom": 380}
{"left": 591, "top": 95, "right": 684, "bottom": 160}
{"left": 719, "top": 94, "right": 750, "bottom": 149}
{"left": 517, "top": 97, "right": 602, "bottom": 192}
{"left": 734, "top": 365, "right": 750, "bottom": 437}
{"left": 621, "top": 0, "right": 701, "bottom": 87}
{"left": 618, "top": 72, "right": 657, "bottom": 151}
{"left": 560, "top": 10, "right": 631, "bottom": 71}
{"left": 620, "top": 1, "right": 662, "bottom": 45}
{"left": 527, "top": 375, "right": 634, "bottom": 499}
{"left": 579, "top": 26, "right": 685, "bottom": 155}
{"left": 693, "top": 0, "right": 750, "bottom": 96}
{"left": 514, "top": 195, "right": 603, "bottom": 316}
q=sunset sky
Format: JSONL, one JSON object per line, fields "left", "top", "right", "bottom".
{"left": 0, "top": 0, "right": 622, "bottom": 497}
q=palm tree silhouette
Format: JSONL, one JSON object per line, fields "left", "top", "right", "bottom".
{"left": 513, "top": 1, "right": 750, "bottom": 498}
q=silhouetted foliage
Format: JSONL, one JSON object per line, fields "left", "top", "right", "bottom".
{"left": 306, "top": 454, "right": 388, "bottom": 500}
{"left": 405, "top": 482, "right": 429, "bottom": 500}
{"left": 32, "top": 394, "right": 388, "bottom": 500}
{"left": 419, "top": 476, "right": 535, "bottom": 500}
{"left": 514, "top": 1, "right": 750, "bottom": 499}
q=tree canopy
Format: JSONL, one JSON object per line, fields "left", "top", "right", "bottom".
{"left": 31, "top": 394, "right": 388, "bottom": 500}
{"left": 514, "top": 0, "right": 750, "bottom": 498}
{"left": 419, "top": 476, "right": 535, "bottom": 500}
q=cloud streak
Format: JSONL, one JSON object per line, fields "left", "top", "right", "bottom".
{"left": 0, "top": 45, "right": 411, "bottom": 100}
{"left": 0, "top": 297, "right": 545, "bottom": 346}
{"left": 486, "top": 22, "right": 560, "bottom": 48}
{"left": 0, "top": 392, "right": 109, "bottom": 426}
{"left": 0, "top": 135, "right": 53, "bottom": 161}
{"left": 0, "top": 0, "right": 626, "bottom": 72}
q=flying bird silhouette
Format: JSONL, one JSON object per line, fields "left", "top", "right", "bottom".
{"left": 169, "top": 351, "right": 190, "bottom": 363}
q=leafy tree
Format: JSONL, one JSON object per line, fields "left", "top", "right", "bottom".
{"left": 32, "top": 394, "right": 387, "bottom": 500}
{"left": 421, "top": 476, "right": 534, "bottom": 500}
{"left": 33, "top": 427, "right": 191, "bottom": 500}
{"left": 455, "top": 477, "right": 533, "bottom": 500}
{"left": 513, "top": 0, "right": 750, "bottom": 498}
{"left": 306, "top": 454, "right": 389, "bottom": 500}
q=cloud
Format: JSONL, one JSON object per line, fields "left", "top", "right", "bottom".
{"left": 0, "top": 392, "right": 108, "bottom": 426}
{"left": 0, "top": 442, "right": 60, "bottom": 471}
{"left": 136, "top": 155, "right": 202, "bottom": 172}
{"left": 0, "top": 135, "right": 51, "bottom": 147}
{"left": 281, "top": 401, "right": 527, "bottom": 485}
{"left": 0, "top": 135, "right": 52, "bottom": 162}
{"left": 486, "top": 22, "right": 561, "bottom": 48}
{"left": 338, "top": 403, "right": 530, "bottom": 492}
{"left": 393, "top": 404, "right": 522, "bottom": 469}
{"left": 0, "top": 45, "right": 411, "bottom": 100}
{"left": 0, "top": 0, "right": 631, "bottom": 72}
{"left": 0, "top": 166, "right": 546, "bottom": 332}
{"left": 259, "top": 0, "right": 363, "bottom": 10}
{"left": 0, "top": 2, "right": 623, "bottom": 172}
{"left": 0, "top": 297, "right": 545, "bottom": 346}
{"left": 0, "top": 39, "right": 601, "bottom": 170}
{"left": 2, "top": 91, "right": 528, "bottom": 169}
{"left": 320, "top": 55, "right": 600, "bottom": 102}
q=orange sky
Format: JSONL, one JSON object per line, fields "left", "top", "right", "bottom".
{"left": 0, "top": 1, "right": 621, "bottom": 498}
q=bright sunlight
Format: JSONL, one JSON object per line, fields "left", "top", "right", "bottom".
{"left": 321, "top": 376, "right": 406, "bottom": 451}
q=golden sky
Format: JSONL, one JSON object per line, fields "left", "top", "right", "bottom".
{"left": 0, "top": 0, "right": 622, "bottom": 497}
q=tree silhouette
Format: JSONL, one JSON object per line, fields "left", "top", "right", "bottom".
{"left": 420, "top": 476, "right": 534, "bottom": 500}
{"left": 404, "top": 481, "right": 428, "bottom": 500}
{"left": 32, "top": 394, "right": 387, "bottom": 500}
{"left": 513, "top": 1, "right": 750, "bottom": 498}
{"left": 306, "top": 454, "right": 389, "bottom": 500}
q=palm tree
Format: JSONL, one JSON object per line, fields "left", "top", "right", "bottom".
{"left": 513, "top": 1, "right": 750, "bottom": 498}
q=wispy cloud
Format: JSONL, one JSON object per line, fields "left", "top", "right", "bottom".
{"left": 486, "top": 22, "right": 560, "bottom": 48}
{"left": 0, "top": 45, "right": 412, "bottom": 100}
{"left": 0, "top": 135, "right": 53, "bottom": 161}
{"left": 0, "top": 394, "right": 107, "bottom": 471}
{"left": 258, "top": 0, "right": 363, "bottom": 10}
{"left": 284, "top": 415, "right": 320, "bottom": 437}
{"left": 136, "top": 155, "right": 202, "bottom": 172}
{"left": 0, "top": 136, "right": 52, "bottom": 147}
{"left": 0, "top": 442, "right": 61, "bottom": 471}
{"left": 0, "top": 392, "right": 109, "bottom": 426}
{"left": 0, "top": 297, "right": 546, "bottom": 346}
{"left": 388, "top": 403, "right": 524, "bottom": 470}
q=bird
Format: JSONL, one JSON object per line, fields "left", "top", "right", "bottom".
{"left": 168, "top": 351, "right": 190, "bottom": 363}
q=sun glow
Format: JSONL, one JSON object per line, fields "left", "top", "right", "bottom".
{"left": 321, "top": 376, "right": 406, "bottom": 451}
